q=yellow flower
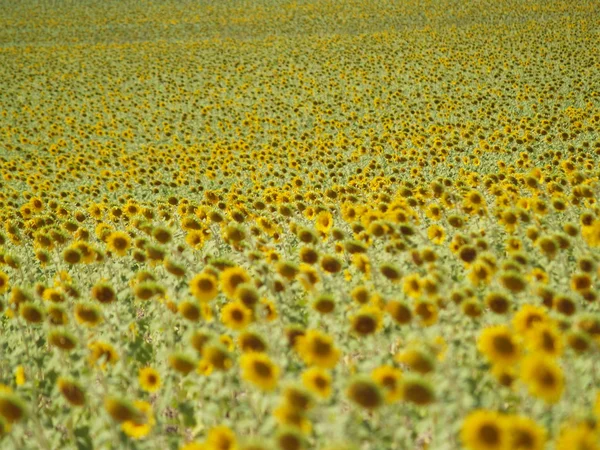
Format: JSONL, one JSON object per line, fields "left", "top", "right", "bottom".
{"left": 555, "top": 422, "right": 598, "bottom": 450}
{"left": 301, "top": 367, "right": 332, "bottom": 399}
{"left": 273, "top": 402, "right": 312, "bottom": 434}
{"left": 206, "top": 425, "right": 237, "bottom": 450}
{"left": 427, "top": 224, "right": 446, "bottom": 244}
{"left": 169, "top": 353, "right": 197, "bottom": 375}
{"left": 400, "top": 375, "right": 435, "bottom": 406}
{"left": 221, "top": 301, "right": 253, "bottom": 330}
{"left": 259, "top": 298, "right": 278, "bottom": 321}
{"left": 520, "top": 353, "right": 564, "bottom": 404}
{"left": 179, "top": 300, "right": 202, "bottom": 322}
{"left": 525, "top": 323, "right": 563, "bottom": 357}
{"left": 138, "top": 367, "right": 161, "bottom": 393}
{"left": 414, "top": 300, "right": 438, "bottom": 327}
{"left": 477, "top": 325, "right": 521, "bottom": 366}
{"left": 505, "top": 415, "right": 546, "bottom": 450}
{"left": 346, "top": 377, "right": 383, "bottom": 410}
{"left": 88, "top": 341, "right": 119, "bottom": 369}
{"left": 57, "top": 377, "right": 86, "bottom": 406}
{"left": 14, "top": 366, "right": 25, "bottom": 387}
{"left": 512, "top": 305, "right": 548, "bottom": 336}
{"left": 315, "top": 210, "right": 333, "bottom": 234}
{"left": 0, "top": 392, "right": 27, "bottom": 423}
{"left": 121, "top": 400, "right": 155, "bottom": 439}
{"left": 190, "top": 272, "right": 219, "bottom": 302}
{"left": 460, "top": 409, "right": 507, "bottom": 450}
{"left": 371, "top": 365, "right": 402, "bottom": 403}
{"left": 402, "top": 273, "right": 422, "bottom": 298}
{"left": 350, "top": 306, "right": 382, "bottom": 336}
{"left": 106, "top": 231, "right": 131, "bottom": 256}
{"left": 0, "top": 271, "right": 9, "bottom": 294}
{"left": 296, "top": 330, "right": 341, "bottom": 369}
{"left": 582, "top": 219, "right": 600, "bottom": 247}
{"left": 240, "top": 353, "right": 279, "bottom": 391}
{"left": 104, "top": 397, "right": 141, "bottom": 423}
{"left": 396, "top": 348, "right": 435, "bottom": 374}
{"left": 220, "top": 267, "right": 251, "bottom": 298}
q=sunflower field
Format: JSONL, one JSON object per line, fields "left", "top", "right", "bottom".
{"left": 1, "top": 0, "right": 600, "bottom": 449}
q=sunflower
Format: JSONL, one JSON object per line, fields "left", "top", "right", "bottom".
{"left": 275, "top": 427, "right": 306, "bottom": 450}
{"left": 42, "top": 287, "right": 66, "bottom": 304}
{"left": 206, "top": 425, "right": 237, "bottom": 450}
{"left": 505, "top": 415, "right": 546, "bottom": 450}
{"left": 14, "top": 366, "right": 25, "bottom": 386}
{"left": 91, "top": 282, "right": 116, "bottom": 304}
{"left": 315, "top": 210, "right": 333, "bottom": 234}
{"left": 202, "top": 343, "right": 233, "bottom": 371}
{"left": 240, "top": 352, "right": 279, "bottom": 391}
{"left": 400, "top": 375, "right": 435, "bottom": 406}
{"left": 320, "top": 254, "right": 342, "bottom": 274}
{"left": 259, "top": 298, "right": 278, "bottom": 321}
{"left": 88, "top": 341, "right": 119, "bottom": 369}
{"left": 554, "top": 422, "right": 599, "bottom": 450}
{"left": 62, "top": 247, "right": 82, "bottom": 265}
{"left": 190, "top": 272, "right": 219, "bottom": 302}
{"left": 19, "top": 302, "right": 45, "bottom": 324}
{"left": 106, "top": 231, "right": 131, "bottom": 256}
{"left": 74, "top": 302, "right": 103, "bottom": 326}
{"left": 402, "top": 273, "right": 422, "bottom": 298}
{"left": 350, "top": 306, "right": 383, "bottom": 336}
{"left": 346, "top": 377, "right": 383, "bottom": 410}
{"left": 190, "top": 330, "right": 212, "bottom": 355}
{"left": 234, "top": 283, "right": 260, "bottom": 310}
{"left": 168, "top": 353, "right": 197, "bottom": 375}
{"left": 491, "top": 365, "right": 516, "bottom": 388}
{"left": 582, "top": 219, "right": 600, "bottom": 247}
{"left": 525, "top": 323, "right": 563, "bottom": 357}
{"left": 371, "top": 365, "right": 403, "bottom": 403}
{"left": 379, "top": 263, "right": 402, "bottom": 282}
{"left": 104, "top": 397, "right": 141, "bottom": 423}
{"left": 427, "top": 224, "right": 446, "bottom": 244}
{"left": 238, "top": 331, "right": 268, "bottom": 353}
{"left": 312, "top": 293, "right": 336, "bottom": 315}
{"left": 396, "top": 348, "right": 435, "bottom": 374}
{"left": 0, "top": 392, "right": 27, "bottom": 424}
{"left": 122, "top": 400, "right": 155, "bottom": 439}
{"left": 138, "top": 367, "right": 161, "bottom": 393}
{"left": 0, "top": 271, "right": 9, "bottom": 294}
{"left": 460, "top": 409, "right": 507, "bottom": 450}
{"left": 484, "top": 292, "right": 511, "bottom": 315}
{"left": 296, "top": 330, "right": 341, "bottom": 369}
{"left": 386, "top": 300, "right": 412, "bottom": 324}
{"left": 221, "top": 301, "right": 253, "bottom": 330}
{"left": 220, "top": 266, "right": 251, "bottom": 298}
{"left": 299, "top": 246, "right": 319, "bottom": 265}
{"left": 301, "top": 367, "right": 332, "bottom": 399}
{"left": 48, "top": 329, "right": 78, "bottom": 351}
{"left": 282, "top": 384, "right": 314, "bottom": 412}
{"left": 520, "top": 353, "right": 564, "bottom": 404}
{"left": 512, "top": 305, "right": 548, "bottom": 336}
{"left": 414, "top": 300, "right": 438, "bottom": 327}
{"left": 57, "top": 377, "right": 86, "bottom": 407}
{"left": 273, "top": 402, "right": 312, "bottom": 434}
{"left": 179, "top": 301, "right": 201, "bottom": 322}
{"left": 219, "top": 334, "right": 235, "bottom": 351}
{"left": 477, "top": 325, "right": 521, "bottom": 365}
